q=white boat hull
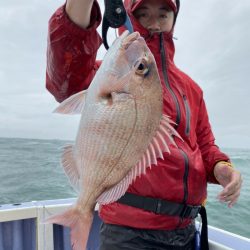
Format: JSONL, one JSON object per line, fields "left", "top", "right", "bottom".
{"left": 0, "top": 199, "right": 249, "bottom": 250}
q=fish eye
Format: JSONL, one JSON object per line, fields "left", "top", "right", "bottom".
{"left": 138, "top": 63, "right": 145, "bottom": 71}
{"left": 135, "top": 58, "right": 149, "bottom": 76}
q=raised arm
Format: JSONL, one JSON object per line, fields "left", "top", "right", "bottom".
{"left": 46, "top": 0, "right": 102, "bottom": 102}
{"left": 66, "top": 0, "right": 95, "bottom": 28}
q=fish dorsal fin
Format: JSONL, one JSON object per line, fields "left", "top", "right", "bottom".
{"left": 97, "top": 114, "right": 181, "bottom": 204}
{"left": 54, "top": 90, "right": 87, "bottom": 114}
{"left": 61, "top": 145, "right": 80, "bottom": 193}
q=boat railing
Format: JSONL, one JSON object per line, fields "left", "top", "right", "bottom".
{"left": 0, "top": 198, "right": 249, "bottom": 250}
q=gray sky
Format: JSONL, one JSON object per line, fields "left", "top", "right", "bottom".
{"left": 0, "top": 0, "right": 249, "bottom": 149}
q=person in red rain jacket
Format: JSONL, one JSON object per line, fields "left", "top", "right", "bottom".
{"left": 46, "top": 0, "right": 242, "bottom": 249}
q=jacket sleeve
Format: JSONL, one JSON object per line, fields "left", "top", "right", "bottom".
{"left": 196, "top": 92, "right": 230, "bottom": 184}
{"left": 46, "top": 1, "right": 102, "bottom": 102}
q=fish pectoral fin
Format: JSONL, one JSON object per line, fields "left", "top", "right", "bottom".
{"left": 98, "top": 71, "right": 133, "bottom": 100}
{"left": 62, "top": 145, "right": 80, "bottom": 193}
{"left": 53, "top": 90, "right": 87, "bottom": 114}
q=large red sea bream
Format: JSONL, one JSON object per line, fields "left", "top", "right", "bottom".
{"left": 46, "top": 31, "right": 180, "bottom": 250}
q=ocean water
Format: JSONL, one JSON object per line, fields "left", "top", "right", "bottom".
{"left": 0, "top": 137, "right": 249, "bottom": 238}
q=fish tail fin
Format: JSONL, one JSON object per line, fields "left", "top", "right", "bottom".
{"left": 45, "top": 207, "right": 93, "bottom": 250}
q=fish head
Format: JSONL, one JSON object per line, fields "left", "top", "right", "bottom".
{"left": 94, "top": 31, "right": 162, "bottom": 104}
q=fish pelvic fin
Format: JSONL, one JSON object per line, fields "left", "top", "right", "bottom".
{"left": 45, "top": 207, "right": 93, "bottom": 250}
{"left": 97, "top": 114, "right": 181, "bottom": 205}
{"left": 53, "top": 90, "right": 87, "bottom": 114}
{"left": 62, "top": 145, "right": 80, "bottom": 193}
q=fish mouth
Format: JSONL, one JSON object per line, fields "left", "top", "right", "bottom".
{"left": 120, "top": 31, "right": 141, "bottom": 50}
{"left": 120, "top": 31, "right": 151, "bottom": 72}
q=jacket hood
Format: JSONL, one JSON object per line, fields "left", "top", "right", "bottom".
{"left": 129, "top": 0, "right": 178, "bottom": 13}
{"left": 118, "top": 0, "right": 180, "bottom": 62}
{"left": 119, "top": 0, "right": 180, "bottom": 37}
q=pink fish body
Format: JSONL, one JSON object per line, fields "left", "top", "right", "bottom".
{"left": 47, "top": 31, "right": 179, "bottom": 250}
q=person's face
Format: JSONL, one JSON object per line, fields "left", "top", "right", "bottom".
{"left": 133, "top": 0, "right": 174, "bottom": 34}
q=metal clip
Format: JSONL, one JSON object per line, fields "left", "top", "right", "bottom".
{"left": 102, "top": 0, "right": 134, "bottom": 50}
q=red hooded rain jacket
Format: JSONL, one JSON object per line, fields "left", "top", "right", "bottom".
{"left": 46, "top": 0, "right": 230, "bottom": 230}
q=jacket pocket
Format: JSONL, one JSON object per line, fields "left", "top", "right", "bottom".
{"left": 183, "top": 95, "right": 191, "bottom": 136}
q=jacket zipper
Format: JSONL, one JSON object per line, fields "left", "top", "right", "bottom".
{"left": 160, "top": 33, "right": 190, "bottom": 223}
{"left": 159, "top": 32, "right": 189, "bottom": 204}
{"left": 159, "top": 34, "right": 189, "bottom": 227}
{"left": 176, "top": 148, "right": 190, "bottom": 228}
{"left": 180, "top": 149, "right": 189, "bottom": 203}
{"left": 183, "top": 95, "right": 191, "bottom": 136}
{"left": 159, "top": 33, "right": 181, "bottom": 128}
